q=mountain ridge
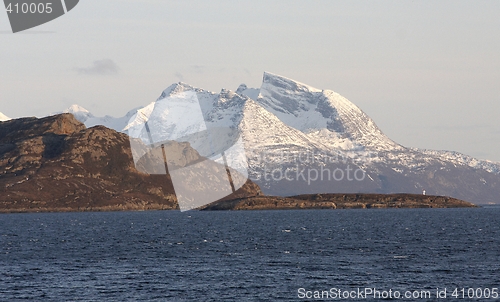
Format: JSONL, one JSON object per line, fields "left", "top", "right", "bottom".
{"left": 28, "top": 72, "right": 500, "bottom": 203}
{"left": 1, "top": 113, "right": 476, "bottom": 213}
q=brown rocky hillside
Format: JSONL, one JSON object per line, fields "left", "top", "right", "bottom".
{"left": 0, "top": 114, "right": 261, "bottom": 213}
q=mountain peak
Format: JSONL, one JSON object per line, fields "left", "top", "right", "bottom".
{"left": 236, "top": 83, "right": 260, "bottom": 100}
{"left": 63, "top": 104, "right": 94, "bottom": 123}
{"left": 158, "top": 82, "right": 201, "bottom": 100}
{"left": 256, "top": 72, "right": 400, "bottom": 150}
{"left": 262, "top": 72, "right": 322, "bottom": 94}
{"left": 236, "top": 84, "right": 248, "bottom": 94}
{"left": 65, "top": 104, "right": 91, "bottom": 114}
{"left": 0, "top": 111, "right": 11, "bottom": 122}
{"left": 0, "top": 114, "right": 85, "bottom": 143}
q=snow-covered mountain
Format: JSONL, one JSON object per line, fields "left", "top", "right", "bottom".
{"left": 255, "top": 72, "right": 403, "bottom": 151}
{"left": 63, "top": 105, "right": 93, "bottom": 123}
{"left": 63, "top": 72, "right": 500, "bottom": 204}
{"left": 0, "top": 112, "right": 11, "bottom": 122}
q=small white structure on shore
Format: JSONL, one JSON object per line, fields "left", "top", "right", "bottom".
{"left": 422, "top": 190, "right": 426, "bottom": 196}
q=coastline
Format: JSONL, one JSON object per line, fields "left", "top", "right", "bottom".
{"left": 0, "top": 193, "right": 478, "bottom": 214}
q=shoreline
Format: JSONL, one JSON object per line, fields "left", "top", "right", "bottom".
{"left": 0, "top": 193, "right": 478, "bottom": 214}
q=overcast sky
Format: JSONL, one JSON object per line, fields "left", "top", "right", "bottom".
{"left": 1, "top": 0, "right": 499, "bottom": 161}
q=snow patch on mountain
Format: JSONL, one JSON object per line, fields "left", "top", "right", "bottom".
{"left": 416, "top": 149, "right": 500, "bottom": 174}
{"left": 0, "top": 112, "right": 11, "bottom": 122}
{"left": 240, "top": 99, "right": 327, "bottom": 151}
{"left": 236, "top": 84, "right": 260, "bottom": 101}
{"left": 257, "top": 72, "right": 325, "bottom": 132}
{"left": 63, "top": 105, "right": 94, "bottom": 123}
{"left": 85, "top": 108, "right": 141, "bottom": 132}
{"left": 63, "top": 104, "right": 143, "bottom": 132}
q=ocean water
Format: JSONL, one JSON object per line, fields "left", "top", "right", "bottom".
{"left": 1, "top": 208, "right": 499, "bottom": 301}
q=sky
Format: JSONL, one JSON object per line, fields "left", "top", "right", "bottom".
{"left": 1, "top": 0, "right": 499, "bottom": 161}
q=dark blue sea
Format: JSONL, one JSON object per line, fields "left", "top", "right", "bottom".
{"left": 1, "top": 208, "right": 499, "bottom": 301}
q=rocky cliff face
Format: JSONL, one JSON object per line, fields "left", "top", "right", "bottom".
{"left": 0, "top": 114, "right": 261, "bottom": 213}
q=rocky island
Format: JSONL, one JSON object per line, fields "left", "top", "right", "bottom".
{"left": 202, "top": 193, "right": 477, "bottom": 211}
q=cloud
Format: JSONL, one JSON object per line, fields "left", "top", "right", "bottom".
{"left": 174, "top": 72, "right": 184, "bottom": 82}
{"left": 190, "top": 65, "right": 206, "bottom": 73}
{"left": 75, "top": 59, "right": 119, "bottom": 75}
